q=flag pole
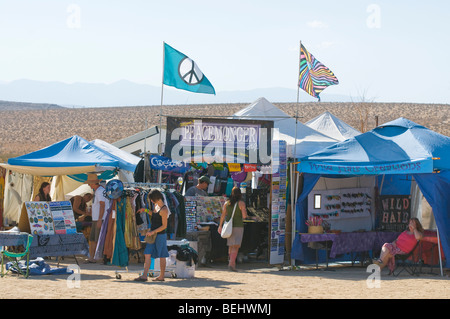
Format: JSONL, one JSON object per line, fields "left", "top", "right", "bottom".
{"left": 291, "top": 40, "right": 301, "bottom": 268}
{"left": 157, "top": 41, "right": 166, "bottom": 183}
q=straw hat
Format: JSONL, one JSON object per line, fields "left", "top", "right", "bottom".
{"left": 84, "top": 173, "right": 102, "bottom": 184}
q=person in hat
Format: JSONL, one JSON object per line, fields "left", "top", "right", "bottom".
{"left": 184, "top": 175, "right": 211, "bottom": 196}
{"left": 84, "top": 174, "right": 108, "bottom": 263}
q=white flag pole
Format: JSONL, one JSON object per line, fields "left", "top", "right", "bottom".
{"left": 157, "top": 41, "right": 166, "bottom": 183}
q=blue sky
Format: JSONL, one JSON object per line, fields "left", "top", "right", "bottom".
{"left": 0, "top": 0, "right": 449, "bottom": 103}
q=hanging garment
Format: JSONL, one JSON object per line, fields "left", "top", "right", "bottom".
{"left": 103, "top": 200, "right": 117, "bottom": 259}
{"left": 112, "top": 197, "right": 129, "bottom": 267}
{"left": 174, "top": 192, "right": 186, "bottom": 238}
{"left": 94, "top": 199, "right": 113, "bottom": 260}
{"left": 124, "top": 194, "right": 141, "bottom": 250}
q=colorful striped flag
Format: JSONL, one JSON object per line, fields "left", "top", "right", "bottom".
{"left": 298, "top": 43, "right": 339, "bottom": 101}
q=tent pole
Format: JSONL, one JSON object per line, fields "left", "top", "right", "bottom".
{"left": 436, "top": 227, "right": 444, "bottom": 276}
{"left": 290, "top": 40, "right": 301, "bottom": 268}
{"left": 290, "top": 163, "right": 295, "bottom": 267}
{"left": 292, "top": 170, "right": 300, "bottom": 266}
{"left": 294, "top": 40, "right": 301, "bottom": 161}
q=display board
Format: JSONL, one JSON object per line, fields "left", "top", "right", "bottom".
{"left": 49, "top": 201, "right": 77, "bottom": 234}
{"left": 24, "top": 201, "right": 55, "bottom": 235}
{"left": 307, "top": 187, "right": 375, "bottom": 232}
{"left": 377, "top": 195, "right": 411, "bottom": 232}
{"left": 23, "top": 201, "right": 76, "bottom": 235}
{"left": 269, "top": 140, "right": 287, "bottom": 265}
{"left": 184, "top": 196, "right": 227, "bottom": 231}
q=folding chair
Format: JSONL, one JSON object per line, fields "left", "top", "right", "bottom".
{"left": 390, "top": 240, "right": 421, "bottom": 277}
{"left": 1, "top": 234, "right": 34, "bottom": 279}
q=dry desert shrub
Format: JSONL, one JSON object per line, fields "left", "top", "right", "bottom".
{"left": 0, "top": 102, "right": 448, "bottom": 160}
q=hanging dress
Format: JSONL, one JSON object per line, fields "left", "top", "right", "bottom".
{"left": 112, "top": 197, "right": 129, "bottom": 267}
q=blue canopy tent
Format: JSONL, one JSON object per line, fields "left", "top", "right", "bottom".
{"left": 1, "top": 135, "right": 141, "bottom": 224}
{"left": 292, "top": 118, "right": 450, "bottom": 271}
{"left": 1, "top": 135, "right": 133, "bottom": 180}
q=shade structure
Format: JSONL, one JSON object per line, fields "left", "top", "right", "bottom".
{"left": 232, "top": 97, "right": 339, "bottom": 158}
{"left": 305, "top": 111, "right": 361, "bottom": 141}
{"left": 293, "top": 118, "right": 450, "bottom": 269}
{"left": 2, "top": 135, "right": 124, "bottom": 176}
{"left": 298, "top": 118, "right": 450, "bottom": 175}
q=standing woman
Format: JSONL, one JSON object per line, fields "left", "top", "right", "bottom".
{"left": 34, "top": 182, "right": 52, "bottom": 201}
{"left": 218, "top": 187, "right": 247, "bottom": 271}
{"left": 135, "top": 189, "right": 169, "bottom": 282}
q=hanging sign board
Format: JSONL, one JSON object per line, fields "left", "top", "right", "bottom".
{"left": 377, "top": 195, "right": 411, "bottom": 232}
{"left": 165, "top": 117, "right": 273, "bottom": 164}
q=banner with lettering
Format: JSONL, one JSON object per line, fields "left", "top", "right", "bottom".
{"left": 298, "top": 159, "right": 432, "bottom": 175}
{"left": 377, "top": 195, "right": 411, "bottom": 232}
{"left": 165, "top": 117, "right": 273, "bottom": 164}
{"left": 150, "top": 155, "right": 189, "bottom": 173}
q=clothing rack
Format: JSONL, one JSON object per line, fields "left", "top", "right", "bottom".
{"left": 113, "top": 181, "right": 180, "bottom": 279}
{"left": 123, "top": 182, "right": 175, "bottom": 189}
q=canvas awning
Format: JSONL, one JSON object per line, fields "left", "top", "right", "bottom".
{"left": 1, "top": 135, "right": 139, "bottom": 177}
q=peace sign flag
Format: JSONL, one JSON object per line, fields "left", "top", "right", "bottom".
{"left": 163, "top": 43, "right": 216, "bottom": 95}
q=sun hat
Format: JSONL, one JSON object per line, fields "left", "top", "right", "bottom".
{"left": 84, "top": 173, "right": 102, "bottom": 184}
{"left": 198, "top": 175, "right": 212, "bottom": 184}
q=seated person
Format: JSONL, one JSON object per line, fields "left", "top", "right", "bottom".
{"left": 34, "top": 182, "right": 52, "bottom": 201}
{"left": 374, "top": 218, "right": 424, "bottom": 273}
{"left": 70, "top": 193, "right": 93, "bottom": 223}
{"left": 185, "top": 176, "right": 211, "bottom": 196}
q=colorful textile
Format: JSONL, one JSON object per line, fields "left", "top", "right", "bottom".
{"left": 298, "top": 43, "right": 339, "bottom": 101}
{"left": 112, "top": 197, "right": 129, "bottom": 267}
{"left": 382, "top": 242, "right": 405, "bottom": 272}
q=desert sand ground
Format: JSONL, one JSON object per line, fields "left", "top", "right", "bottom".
{"left": 0, "top": 257, "right": 448, "bottom": 301}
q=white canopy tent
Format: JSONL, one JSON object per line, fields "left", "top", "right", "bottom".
{"left": 305, "top": 111, "right": 361, "bottom": 141}
{"left": 231, "top": 97, "right": 339, "bottom": 158}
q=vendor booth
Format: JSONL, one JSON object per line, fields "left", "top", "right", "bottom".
{"left": 162, "top": 114, "right": 285, "bottom": 264}
{"left": 0, "top": 135, "right": 140, "bottom": 265}
{"left": 292, "top": 118, "right": 450, "bottom": 274}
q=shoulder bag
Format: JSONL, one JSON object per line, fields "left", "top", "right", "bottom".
{"left": 221, "top": 202, "right": 237, "bottom": 239}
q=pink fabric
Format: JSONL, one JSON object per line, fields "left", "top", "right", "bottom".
{"left": 382, "top": 243, "right": 404, "bottom": 272}
{"left": 396, "top": 231, "right": 417, "bottom": 253}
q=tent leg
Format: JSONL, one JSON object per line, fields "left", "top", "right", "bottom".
{"left": 436, "top": 228, "right": 444, "bottom": 277}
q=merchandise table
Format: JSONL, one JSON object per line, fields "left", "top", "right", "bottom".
{"left": 0, "top": 232, "right": 89, "bottom": 263}
{"left": 0, "top": 232, "right": 29, "bottom": 247}
{"left": 300, "top": 231, "right": 400, "bottom": 267}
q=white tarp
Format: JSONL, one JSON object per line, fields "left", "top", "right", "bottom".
{"left": 231, "top": 97, "right": 339, "bottom": 158}
{"left": 305, "top": 111, "right": 361, "bottom": 141}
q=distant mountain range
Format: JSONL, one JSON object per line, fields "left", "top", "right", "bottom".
{"left": 0, "top": 79, "right": 353, "bottom": 108}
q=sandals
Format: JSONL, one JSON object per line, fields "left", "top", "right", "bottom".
{"left": 134, "top": 276, "right": 148, "bottom": 282}
{"left": 152, "top": 277, "right": 165, "bottom": 282}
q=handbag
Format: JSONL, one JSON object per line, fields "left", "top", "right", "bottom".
{"left": 140, "top": 229, "right": 157, "bottom": 244}
{"left": 145, "top": 232, "right": 157, "bottom": 244}
{"left": 221, "top": 203, "right": 237, "bottom": 239}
